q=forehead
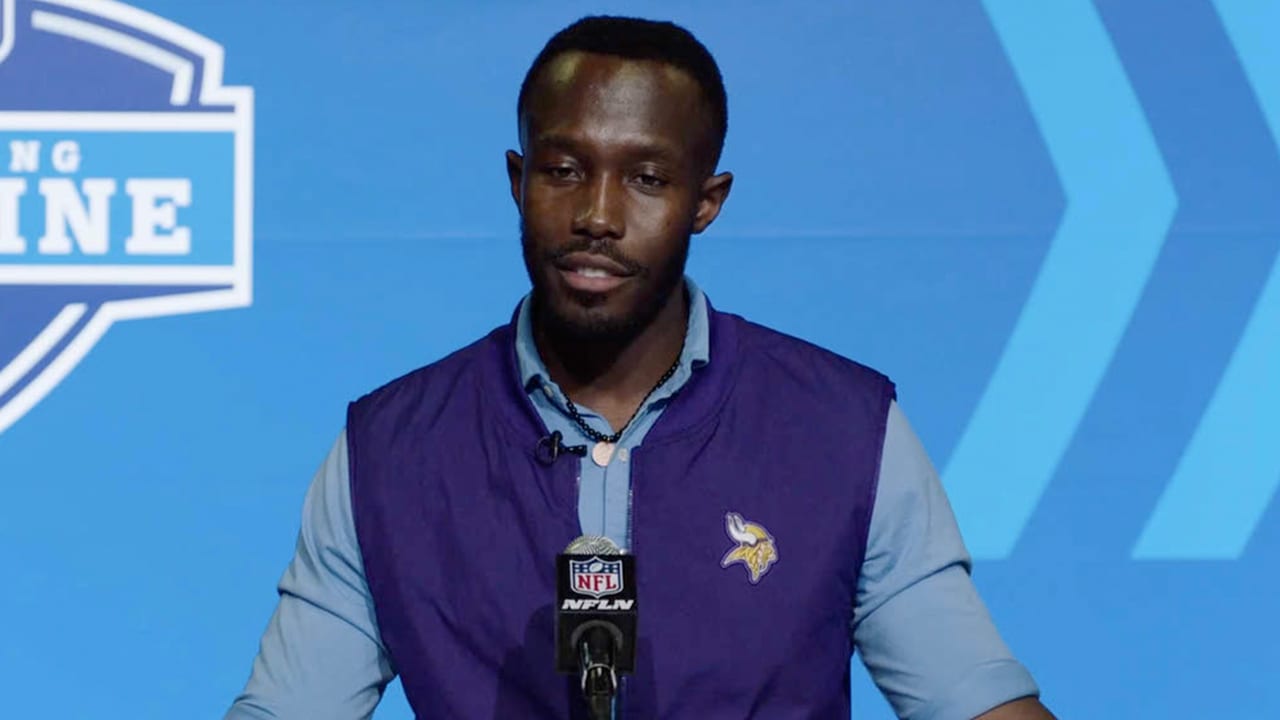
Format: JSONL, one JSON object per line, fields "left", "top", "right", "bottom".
{"left": 522, "top": 51, "right": 711, "bottom": 155}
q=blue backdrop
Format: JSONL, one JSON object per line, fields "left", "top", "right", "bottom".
{"left": 1, "top": 1, "right": 1277, "bottom": 718}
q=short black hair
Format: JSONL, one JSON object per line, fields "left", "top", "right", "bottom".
{"left": 517, "top": 16, "right": 728, "bottom": 168}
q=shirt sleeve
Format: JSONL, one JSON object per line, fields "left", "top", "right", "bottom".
{"left": 853, "top": 401, "right": 1039, "bottom": 720}
{"left": 224, "top": 430, "right": 394, "bottom": 720}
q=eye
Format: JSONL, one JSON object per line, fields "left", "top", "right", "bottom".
{"left": 543, "top": 165, "right": 579, "bottom": 181}
{"left": 633, "top": 172, "right": 668, "bottom": 189}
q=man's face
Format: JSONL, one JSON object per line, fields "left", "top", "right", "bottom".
{"left": 508, "top": 51, "right": 729, "bottom": 341}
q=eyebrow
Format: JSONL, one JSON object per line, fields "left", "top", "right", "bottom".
{"left": 534, "top": 132, "right": 683, "bottom": 164}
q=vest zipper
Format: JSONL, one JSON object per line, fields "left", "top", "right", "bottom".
{"left": 626, "top": 449, "right": 638, "bottom": 554}
{"left": 619, "top": 449, "right": 637, "bottom": 719}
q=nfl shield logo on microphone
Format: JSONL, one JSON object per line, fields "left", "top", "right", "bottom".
{"left": 570, "top": 557, "right": 624, "bottom": 599}
{"left": 0, "top": 0, "right": 252, "bottom": 435}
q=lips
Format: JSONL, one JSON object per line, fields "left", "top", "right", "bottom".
{"left": 554, "top": 251, "right": 634, "bottom": 294}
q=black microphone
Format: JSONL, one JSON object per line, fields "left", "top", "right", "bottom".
{"left": 535, "top": 430, "right": 587, "bottom": 466}
{"left": 556, "top": 535, "right": 637, "bottom": 720}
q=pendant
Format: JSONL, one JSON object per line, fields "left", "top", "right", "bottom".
{"left": 591, "top": 441, "right": 616, "bottom": 467}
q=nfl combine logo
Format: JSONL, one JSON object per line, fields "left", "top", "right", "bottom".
{"left": 0, "top": 0, "right": 252, "bottom": 435}
{"left": 570, "top": 557, "right": 624, "bottom": 599}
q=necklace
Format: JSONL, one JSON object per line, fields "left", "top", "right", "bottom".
{"left": 563, "top": 343, "right": 684, "bottom": 466}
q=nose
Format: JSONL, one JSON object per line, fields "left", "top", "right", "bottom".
{"left": 571, "top": 173, "right": 624, "bottom": 240}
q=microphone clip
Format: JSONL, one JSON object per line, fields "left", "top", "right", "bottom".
{"left": 535, "top": 430, "right": 587, "bottom": 466}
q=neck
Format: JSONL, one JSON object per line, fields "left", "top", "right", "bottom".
{"left": 534, "top": 284, "right": 688, "bottom": 431}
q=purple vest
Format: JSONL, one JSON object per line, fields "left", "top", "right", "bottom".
{"left": 347, "top": 305, "right": 895, "bottom": 719}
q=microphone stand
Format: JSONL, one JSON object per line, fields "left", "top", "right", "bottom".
{"left": 579, "top": 623, "right": 617, "bottom": 720}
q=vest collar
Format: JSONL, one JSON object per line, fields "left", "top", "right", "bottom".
{"left": 486, "top": 298, "right": 741, "bottom": 448}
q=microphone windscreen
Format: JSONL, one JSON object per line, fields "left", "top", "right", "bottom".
{"left": 564, "top": 535, "right": 622, "bottom": 555}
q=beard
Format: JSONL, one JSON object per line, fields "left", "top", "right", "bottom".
{"left": 521, "top": 221, "right": 690, "bottom": 344}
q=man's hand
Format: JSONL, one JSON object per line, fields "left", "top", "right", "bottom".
{"left": 975, "top": 697, "right": 1057, "bottom": 719}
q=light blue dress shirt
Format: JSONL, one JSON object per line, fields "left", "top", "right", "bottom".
{"left": 226, "top": 280, "right": 1039, "bottom": 720}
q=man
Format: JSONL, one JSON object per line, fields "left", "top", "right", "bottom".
{"left": 227, "top": 16, "right": 1056, "bottom": 720}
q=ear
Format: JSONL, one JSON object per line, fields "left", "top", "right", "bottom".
{"left": 692, "top": 171, "right": 733, "bottom": 234}
{"left": 505, "top": 150, "right": 525, "bottom": 212}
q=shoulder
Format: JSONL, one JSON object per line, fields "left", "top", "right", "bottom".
{"left": 721, "top": 311, "right": 895, "bottom": 398}
{"left": 348, "top": 324, "right": 510, "bottom": 423}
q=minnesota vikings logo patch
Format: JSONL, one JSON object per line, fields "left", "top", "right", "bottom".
{"left": 721, "top": 512, "right": 778, "bottom": 584}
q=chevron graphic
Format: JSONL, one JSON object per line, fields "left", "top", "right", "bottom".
{"left": 945, "top": 0, "right": 1178, "bottom": 558}
{"left": 1133, "top": 0, "right": 1280, "bottom": 560}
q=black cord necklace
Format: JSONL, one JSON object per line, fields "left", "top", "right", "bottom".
{"left": 562, "top": 342, "right": 684, "bottom": 464}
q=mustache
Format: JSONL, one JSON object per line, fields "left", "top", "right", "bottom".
{"left": 532, "top": 234, "right": 647, "bottom": 277}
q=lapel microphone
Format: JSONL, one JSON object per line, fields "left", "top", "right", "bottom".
{"left": 535, "top": 430, "right": 587, "bottom": 465}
